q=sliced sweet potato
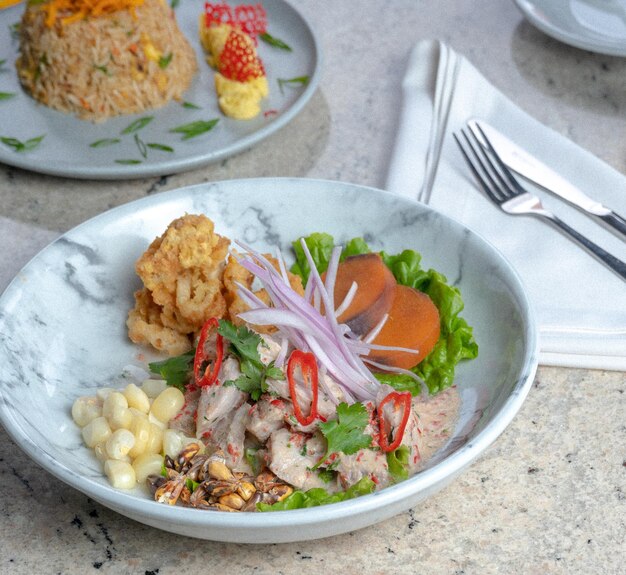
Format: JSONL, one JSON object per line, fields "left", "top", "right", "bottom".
{"left": 368, "top": 285, "right": 440, "bottom": 370}
{"left": 329, "top": 253, "right": 396, "bottom": 335}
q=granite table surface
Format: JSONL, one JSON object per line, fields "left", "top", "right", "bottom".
{"left": 0, "top": 0, "right": 625, "bottom": 573}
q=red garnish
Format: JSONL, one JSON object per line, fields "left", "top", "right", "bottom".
{"left": 193, "top": 317, "right": 224, "bottom": 387}
{"left": 263, "top": 109, "right": 278, "bottom": 117}
{"left": 233, "top": 4, "right": 267, "bottom": 37}
{"left": 205, "top": 1, "right": 233, "bottom": 26}
{"left": 205, "top": 2, "right": 267, "bottom": 38}
{"left": 219, "top": 29, "right": 266, "bottom": 82}
{"left": 287, "top": 350, "right": 319, "bottom": 427}
{"left": 377, "top": 391, "right": 412, "bottom": 452}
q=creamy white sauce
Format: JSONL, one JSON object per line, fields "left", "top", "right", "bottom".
{"left": 413, "top": 386, "right": 460, "bottom": 466}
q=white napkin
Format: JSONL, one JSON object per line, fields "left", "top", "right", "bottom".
{"left": 386, "top": 40, "right": 626, "bottom": 370}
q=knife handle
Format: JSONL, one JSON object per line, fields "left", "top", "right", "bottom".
{"left": 548, "top": 216, "right": 626, "bottom": 281}
{"left": 599, "top": 212, "right": 626, "bottom": 239}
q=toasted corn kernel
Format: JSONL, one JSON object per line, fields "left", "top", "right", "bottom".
{"left": 206, "top": 480, "right": 236, "bottom": 498}
{"left": 274, "top": 485, "right": 293, "bottom": 502}
{"left": 237, "top": 481, "right": 256, "bottom": 501}
{"left": 214, "top": 503, "right": 238, "bottom": 512}
{"left": 155, "top": 479, "right": 184, "bottom": 505}
{"left": 208, "top": 460, "right": 234, "bottom": 481}
{"left": 219, "top": 493, "right": 245, "bottom": 510}
{"left": 177, "top": 442, "right": 202, "bottom": 466}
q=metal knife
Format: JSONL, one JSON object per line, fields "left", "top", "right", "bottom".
{"left": 469, "top": 119, "right": 626, "bottom": 239}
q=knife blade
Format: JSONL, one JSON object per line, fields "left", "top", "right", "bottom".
{"left": 469, "top": 119, "right": 626, "bottom": 239}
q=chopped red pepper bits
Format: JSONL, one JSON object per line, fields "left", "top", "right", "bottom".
{"left": 377, "top": 391, "right": 412, "bottom": 452}
{"left": 193, "top": 317, "right": 224, "bottom": 387}
{"left": 287, "top": 350, "right": 320, "bottom": 427}
{"left": 219, "top": 29, "right": 266, "bottom": 82}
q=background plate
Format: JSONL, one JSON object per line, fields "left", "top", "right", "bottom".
{"left": 514, "top": 0, "right": 626, "bottom": 56}
{"left": 0, "top": 0, "right": 321, "bottom": 179}
{"left": 0, "top": 178, "right": 538, "bottom": 542}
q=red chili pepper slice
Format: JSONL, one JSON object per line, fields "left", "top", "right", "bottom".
{"left": 287, "top": 350, "right": 319, "bottom": 426}
{"left": 193, "top": 317, "right": 224, "bottom": 387}
{"left": 378, "top": 391, "right": 412, "bottom": 453}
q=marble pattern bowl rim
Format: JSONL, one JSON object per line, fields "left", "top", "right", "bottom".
{"left": 0, "top": 177, "right": 539, "bottom": 542}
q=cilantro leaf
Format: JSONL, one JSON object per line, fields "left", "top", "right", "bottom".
{"left": 218, "top": 319, "right": 284, "bottom": 400}
{"left": 315, "top": 402, "right": 372, "bottom": 468}
{"left": 148, "top": 350, "right": 194, "bottom": 392}
{"left": 218, "top": 319, "right": 263, "bottom": 362}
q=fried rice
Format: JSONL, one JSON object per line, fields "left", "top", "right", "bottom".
{"left": 16, "top": 0, "right": 198, "bottom": 122}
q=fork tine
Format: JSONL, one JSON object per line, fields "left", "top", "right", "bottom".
{"left": 469, "top": 123, "right": 526, "bottom": 196}
{"left": 465, "top": 128, "right": 519, "bottom": 201}
{"left": 454, "top": 130, "right": 505, "bottom": 203}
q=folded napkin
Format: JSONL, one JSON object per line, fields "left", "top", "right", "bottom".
{"left": 386, "top": 40, "right": 626, "bottom": 370}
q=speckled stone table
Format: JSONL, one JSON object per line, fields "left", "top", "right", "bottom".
{"left": 1, "top": 1, "right": 625, "bottom": 573}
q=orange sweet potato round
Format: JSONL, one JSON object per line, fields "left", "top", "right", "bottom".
{"left": 330, "top": 253, "right": 396, "bottom": 335}
{"left": 368, "top": 285, "right": 440, "bottom": 370}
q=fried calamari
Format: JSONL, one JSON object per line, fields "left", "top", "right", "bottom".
{"left": 127, "top": 214, "right": 229, "bottom": 355}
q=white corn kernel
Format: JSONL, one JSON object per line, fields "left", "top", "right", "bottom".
{"left": 82, "top": 416, "right": 112, "bottom": 448}
{"left": 104, "top": 459, "right": 136, "bottom": 489}
{"left": 150, "top": 387, "right": 184, "bottom": 423}
{"left": 144, "top": 423, "right": 164, "bottom": 455}
{"left": 108, "top": 406, "right": 133, "bottom": 430}
{"left": 105, "top": 428, "right": 136, "bottom": 460}
{"left": 102, "top": 391, "right": 128, "bottom": 418}
{"left": 148, "top": 411, "right": 168, "bottom": 430}
{"left": 94, "top": 442, "right": 131, "bottom": 463}
{"left": 129, "top": 407, "right": 148, "bottom": 420}
{"left": 94, "top": 442, "right": 108, "bottom": 462}
{"left": 71, "top": 396, "right": 102, "bottom": 427}
{"left": 162, "top": 429, "right": 197, "bottom": 458}
{"left": 132, "top": 453, "right": 164, "bottom": 483}
{"left": 123, "top": 383, "right": 150, "bottom": 414}
{"left": 141, "top": 378, "right": 167, "bottom": 398}
{"left": 96, "top": 387, "right": 114, "bottom": 402}
{"left": 162, "top": 428, "right": 184, "bottom": 458}
{"left": 127, "top": 416, "right": 151, "bottom": 458}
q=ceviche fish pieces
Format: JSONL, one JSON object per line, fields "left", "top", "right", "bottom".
{"left": 71, "top": 214, "right": 477, "bottom": 512}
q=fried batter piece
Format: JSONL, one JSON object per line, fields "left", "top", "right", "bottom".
{"left": 223, "top": 254, "right": 304, "bottom": 333}
{"left": 127, "top": 214, "right": 230, "bottom": 355}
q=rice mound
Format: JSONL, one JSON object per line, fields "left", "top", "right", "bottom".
{"left": 16, "top": 0, "right": 198, "bottom": 122}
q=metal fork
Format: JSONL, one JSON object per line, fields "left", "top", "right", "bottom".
{"left": 454, "top": 124, "right": 626, "bottom": 281}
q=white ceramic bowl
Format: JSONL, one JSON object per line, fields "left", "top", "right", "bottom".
{"left": 0, "top": 178, "right": 538, "bottom": 543}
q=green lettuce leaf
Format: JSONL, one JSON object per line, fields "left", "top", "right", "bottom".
{"left": 290, "top": 233, "right": 370, "bottom": 284}
{"left": 290, "top": 234, "right": 478, "bottom": 394}
{"left": 257, "top": 476, "right": 375, "bottom": 511}
{"left": 386, "top": 445, "right": 410, "bottom": 482}
{"left": 291, "top": 232, "right": 335, "bottom": 283}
